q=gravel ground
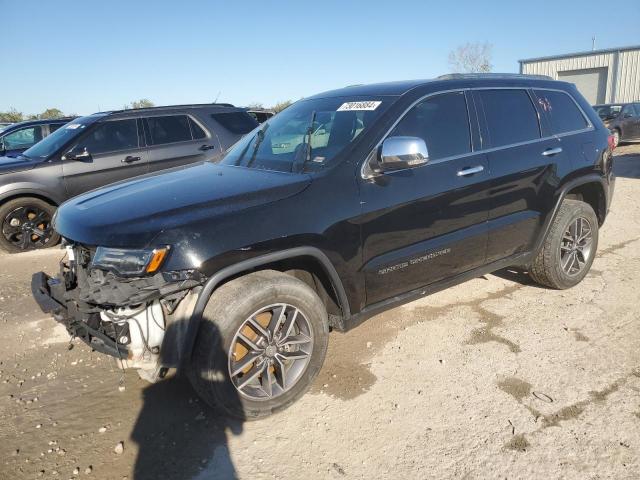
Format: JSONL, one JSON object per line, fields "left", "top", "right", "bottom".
{"left": 1, "top": 145, "right": 639, "bottom": 480}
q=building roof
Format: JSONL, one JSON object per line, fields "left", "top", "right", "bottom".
{"left": 519, "top": 44, "right": 640, "bottom": 64}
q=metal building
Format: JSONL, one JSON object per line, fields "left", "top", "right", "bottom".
{"left": 519, "top": 45, "right": 640, "bottom": 105}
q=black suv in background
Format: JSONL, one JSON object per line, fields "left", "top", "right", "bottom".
{"left": 34, "top": 74, "right": 614, "bottom": 419}
{"left": 594, "top": 102, "right": 640, "bottom": 146}
{"left": 0, "top": 118, "right": 75, "bottom": 156}
{"left": 0, "top": 104, "right": 258, "bottom": 252}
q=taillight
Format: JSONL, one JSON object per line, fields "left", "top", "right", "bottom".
{"left": 607, "top": 133, "right": 616, "bottom": 150}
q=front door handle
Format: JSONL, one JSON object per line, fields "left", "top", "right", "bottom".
{"left": 199, "top": 144, "right": 216, "bottom": 151}
{"left": 542, "top": 147, "right": 563, "bottom": 156}
{"left": 457, "top": 165, "right": 484, "bottom": 177}
{"left": 122, "top": 155, "right": 141, "bottom": 163}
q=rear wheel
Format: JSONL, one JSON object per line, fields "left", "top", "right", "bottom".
{"left": 529, "top": 199, "right": 598, "bottom": 289}
{"left": 0, "top": 197, "right": 59, "bottom": 253}
{"left": 188, "top": 270, "right": 329, "bottom": 419}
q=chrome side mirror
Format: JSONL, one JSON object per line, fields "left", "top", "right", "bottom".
{"left": 378, "top": 136, "right": 429, "bottom": 172}
{"left": 63, "top": 146, "right": 91, "bottom": 161}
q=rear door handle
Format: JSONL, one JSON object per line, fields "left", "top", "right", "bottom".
{"left": 122, "top": 155, "right": 141, "bottom": 163}
{"left": 542, "top": 147, "right": 563, "bottom": 156}
{"left": 199, "top": 144, "right": 215, "bottom": 151}
{"left": 456, "top": 165, "right": 484, "bottom": 177}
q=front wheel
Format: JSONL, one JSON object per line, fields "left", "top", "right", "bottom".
{"left": 188, "top": 270, "right": 329, "bottom": 419}
{"left": 0, "top": 197, "right": 60, "bottom": 253}
{"left": 529, "top": 199, "right": 599, "bottom": 289}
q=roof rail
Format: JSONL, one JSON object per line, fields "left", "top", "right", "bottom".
{"left": 437, "top": 73, "right": 553, "bottom": 81}
{"left": 106, "top": 102, "right": 236, "bottom": 115}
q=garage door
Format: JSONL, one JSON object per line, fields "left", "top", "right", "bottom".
{"left": 557, "top": 67, "right": 608, "bottom": 104}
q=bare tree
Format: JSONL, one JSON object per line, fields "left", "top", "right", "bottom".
{"left": 448, "top": 42, "right": 493, "bottom": 73}
{"left": 271, "top": 100, "right": 293, "bottom": 113}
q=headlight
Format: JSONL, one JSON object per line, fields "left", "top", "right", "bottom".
{"left": 91, "top": 246, "right": 170, "bottom": 276}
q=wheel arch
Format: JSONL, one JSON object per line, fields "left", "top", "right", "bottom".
{"left": 564, "top": 181, "right": 606, "bottom": 225}
{"left": 532, "top": 175, "right": 607, "bottom": 257}
{"left": 180, "top": 247, "right": 351, "bottom": 367}
{"left": 0, "top": 187, "right": 62, "bottom": 207}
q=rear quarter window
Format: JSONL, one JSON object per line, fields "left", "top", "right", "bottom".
{"left": 212, "top": 111, "right": 259, "bottom": 134}
{"left": 477, "top": 89, "right": 540, "bottom": 147}
{"left": 533, "top": 90, "right": 589, "bottom": 134}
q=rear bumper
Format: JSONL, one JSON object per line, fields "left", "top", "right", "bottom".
{"left": 31, "top": 272, "right": 129, "bottom": 358}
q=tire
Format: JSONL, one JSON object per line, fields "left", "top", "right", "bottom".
{"left": 0, "top": 197, "right": 60, "bottom": 253}
{"left": 529, "top": 199, "right": 599, "bottom": 289}
{"left": 188, "top": 270, "right": 329, "bottom": 420}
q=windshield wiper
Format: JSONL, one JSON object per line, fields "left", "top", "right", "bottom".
{"left": 247, "top": 124, "right": 269, "bottom": 167}
{"left": 231, "top": 123, "right": 268, "bottom": 167}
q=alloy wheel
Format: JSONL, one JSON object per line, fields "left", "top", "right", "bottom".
{"left": 228, "top": 303, "right": 313, "bottom": 400}
{"left": 560, "top": 216, "right": 593, "bottom": 276}
{"left": 1, "top": 206, "right": 53, "bottom": 250}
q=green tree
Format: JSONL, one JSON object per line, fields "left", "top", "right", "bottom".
{"left": 271, "top": 100, "right": 292, "bottom": 113}
{"left": 38, "top": 108, "right": 65, "bottom": 119}
{"left": 125, "top": 99, "right": 155, "bottom": 110}
{"left": 0, "top": 108, "right": 24, "bottom": 123}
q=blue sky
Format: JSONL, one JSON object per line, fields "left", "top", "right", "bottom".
{"left": 2, "top": 0, "right": 639, "bottom": 115}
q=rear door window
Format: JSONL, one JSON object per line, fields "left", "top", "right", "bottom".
{"left": 477, "top": 89, "right": 540, "bottom": 147}
{"left": 533, "top": 90, "right": 589, "bottom": 134}
{"left": 390, "top": 91, "right": 471, "bottom": 160}
{"left": 146, "top": 115, "right": 192, "bottom": 145}
{"left": 189, "top": 118, "right": 207, "bottom": 139}
{"left": 78, "top": 119, "right": 139, "bottom": 154}
{"left": 211, "top": 111, "right": 259, "bottom": 134}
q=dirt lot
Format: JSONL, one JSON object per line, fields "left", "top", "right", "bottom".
{"left": 1, "top": 145, "right": 639, "bottom": 480}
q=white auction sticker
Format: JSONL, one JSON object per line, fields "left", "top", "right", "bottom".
{"left": 337, "top": 101, "right": 382, "bottom": 111}
{"left": 65, "top": 124, "right": 82, "bottom": 129}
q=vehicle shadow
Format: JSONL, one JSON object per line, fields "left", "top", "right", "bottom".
{"left": 613, "top": 149, "right": 640, "bottom": 179}
{"left": 130, "top": 322, "right": 244, "bottom": 480}
{"left": 491, "top": 267, "right": 537, "bottom": 286}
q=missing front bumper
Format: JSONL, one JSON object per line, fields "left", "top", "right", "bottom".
{"left": 31, "top": 272, "right": 131, "bottom": 358}
{"left": 32, "top": 270, "right": 201, "bottom": 368}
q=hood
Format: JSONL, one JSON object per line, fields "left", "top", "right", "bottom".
{"left": 0, "top": 155, "right": 37, "bottom": 175}
{"left": 54, "top": 162, "right": 311, "bottom": 248}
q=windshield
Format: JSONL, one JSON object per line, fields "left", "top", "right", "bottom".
{"left": 594, "top": 104, "right": 622, "bottom": 120}
{"left": 23, "top": 116, "right": 99, "bottom": 158}
{"left": 220, "top": 97, "right": 391, "bottom": 172}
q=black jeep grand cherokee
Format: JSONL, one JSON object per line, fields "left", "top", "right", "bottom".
{"left": 33, "top": 74, "right": 614, "bottom": 419}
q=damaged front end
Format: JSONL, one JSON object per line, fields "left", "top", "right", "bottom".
{"left": 32, "top": 242, "right": 204, "bottom": 381}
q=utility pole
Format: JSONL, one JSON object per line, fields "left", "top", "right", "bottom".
{"left": 592, "top": 36, "right": 596, "bottom": 51}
